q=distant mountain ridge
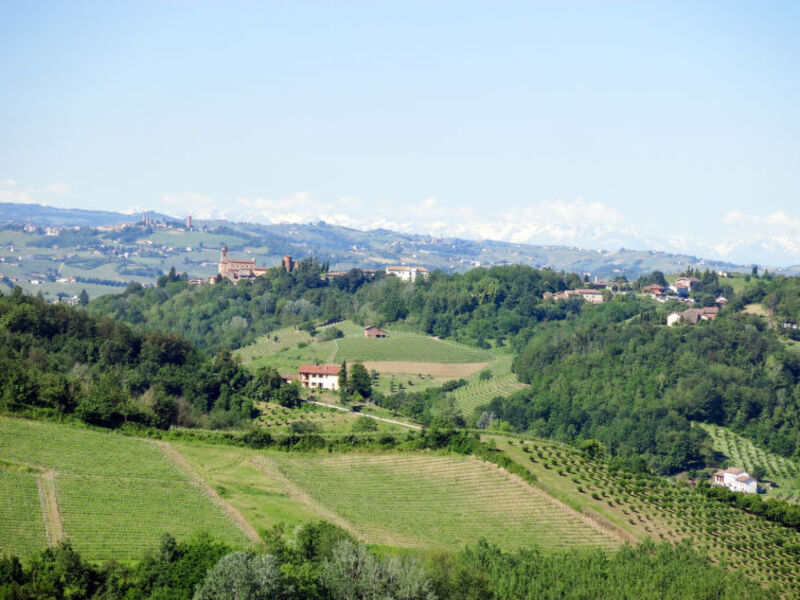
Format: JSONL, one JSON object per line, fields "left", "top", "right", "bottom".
{"left": 3, "top": 201, "right": 796, "bottom": 278}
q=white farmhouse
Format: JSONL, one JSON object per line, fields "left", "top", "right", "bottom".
{"left": 298, "top": 364, "right": 341, "bottom": 391}
{"left": 385, "top": 265, "right": 430, "bottom": 282}
{"left": 712, "top": 467, "right": 758, "bottom": 494}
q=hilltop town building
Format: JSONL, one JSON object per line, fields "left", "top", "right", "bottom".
{"left": 298, "top": 364, "right": 341, "bottom": 391}
{"left": 217, "top": 246, "right": 297, "bottom": 282}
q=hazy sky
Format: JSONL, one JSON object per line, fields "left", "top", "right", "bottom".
{"left": 1, "top": 1, "right": 799, "bottom": 264}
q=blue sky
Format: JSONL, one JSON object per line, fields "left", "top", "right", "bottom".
{"left": 1, "top": 1, "right": 799, "bottom": 265}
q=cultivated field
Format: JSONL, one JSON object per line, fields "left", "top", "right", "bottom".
{"left": 333, "top": 335, "right": 492, "bottom": 364}
{"left": 269, "top": 453, "right": 620, "bottom": 550}
{"left": 255, "top": 401, "right": 404, "bottom": 435}
{"left": 452, "top": 355, "right": 528, "bottom": 415}
{"left": 0, "top": 468, "right": 48, "bottom": 557}
{"left": 236, "top": 322, "right": 526, "bottom": 421}
{"left": 0, "top": 418, "right": 250, "bottom": 560}
{"left": 491, "top": 435, "right": 800, "bottom": 595}
{"left": 699, "top": 422, "right": 800, "bottom": 502}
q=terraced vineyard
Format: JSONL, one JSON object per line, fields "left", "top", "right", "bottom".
{"left": 0, "top": 418, "right": 250, "bottom": 560}
{"left": 494, "top": 436, "right": 800, "bottom": 596}
{"left": 699, "top": 423, "right": 800, "bottom": 502}
{"left": 333, "top": 335, "right": 492, "bottom": 364}
{"left": 453, "top": 355, "right": 528, "bottom": 415}
{"left": 270, "top": 453, "right": 619, "bottom": 550}
{"left": 235, "top": 327, "right": 313, "bottom": 363}
{"left": 0, "top": 468, "right": 48, "bottom": 557}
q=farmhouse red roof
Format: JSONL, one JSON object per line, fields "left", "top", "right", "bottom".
{"left": 736, "top": 475, "right": 755, "bottom": 482}
{"left": 298, "top": 364, "right": 340, "bottom": 375}
{"left": 724, "top": 467, "right": 746, "bottom": 475}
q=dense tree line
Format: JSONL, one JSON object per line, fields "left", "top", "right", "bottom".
{"left": 0, "top": 525, "right": 774, "bottom": 599}
{"left": 87, "top": 263, "right": 593, "bottom": 353}
{"left": 0, "top": 288, "right": 296, "bottom": 430}
{"left": 484, "top": 296, "right": 800, "bottom": 472}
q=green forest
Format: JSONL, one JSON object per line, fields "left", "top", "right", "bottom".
{"left": 0, "top": 287, "right": 285, "bottom": 430}
{"left": 0, "top": 524, "right": 775, "bottom": 600}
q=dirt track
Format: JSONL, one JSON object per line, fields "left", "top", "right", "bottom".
{"left": 155, "top": 441, "right": 262, "bottom": 544}
{"left": 361, "top": 361, "right": 489, "bottom": 377}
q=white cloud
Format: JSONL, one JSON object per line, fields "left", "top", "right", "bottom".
{"left": 722, "top": 209, "right": 800, "bottom": 233}
{"left": 43, "top": 182, "right": 71, "bottom": 195}
{"left": 0, "top": 188, "right": 36, "bottom": 204}
{"left": 0, "top": 179, "right": 16, "bottom": 188}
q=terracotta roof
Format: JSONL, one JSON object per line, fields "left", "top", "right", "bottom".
{"left": 736, "top": 475, "right": 755, "bottom": 483}
{"left": 724, "top": 467, "right": 746, "bottom": 475}
{"left": 713, "top": 470, "right": 725, "bottom": 477}
{"left": 576, "top": 289, "right": 603, "bottom": 294}
{"left": 298, "top": 364, "right": 340, "bottom": 376}
{"left": 364, "top": 326, "right": 386, "bottom": 332}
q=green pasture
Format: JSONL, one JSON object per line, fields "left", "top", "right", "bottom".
{"left": 0, "top": 417, "right": 250, "bottom": 560}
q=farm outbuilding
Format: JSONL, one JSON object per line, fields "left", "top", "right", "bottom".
{"left": 364, "top": 326, "right": 388, "bottom": 338}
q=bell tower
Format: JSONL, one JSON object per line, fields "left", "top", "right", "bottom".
{"left": 219, "top": 245, "right": 229, "bottom": 275}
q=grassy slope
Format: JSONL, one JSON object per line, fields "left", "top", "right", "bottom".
{"left": 0, "top": 418, "right": 250, "bottom": 560}
{"left": 699, "top": 423, "right": 800, "bottom": 502}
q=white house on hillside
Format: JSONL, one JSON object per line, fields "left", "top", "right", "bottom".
{"left": 298, "top": 364, "right": 341, "bottom": 391}
{"left": 385, "top": 265, "right": 430, "bottom": 282}
{"left": 712, "top": 467, "right": 758, "bottom": 494}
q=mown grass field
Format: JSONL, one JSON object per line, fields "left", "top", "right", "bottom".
{"left": 269, "top": 453, "right": 619, "bottom": 551}
{"left": 0, "top": 418, "right": 250, "bottom": 560}
{"left": 699, "top": 422, "right": 800, "bottom": 502}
